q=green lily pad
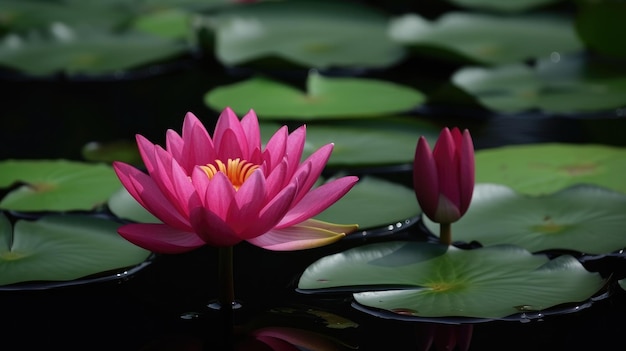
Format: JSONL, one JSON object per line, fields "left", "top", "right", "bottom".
{"left": 290, "top": 118, "right": 437, "bottom": 166}
{"left": 444, "top": 0, "right": 563, "bottom": 13}
{"left": 619, "top": 278, "right": 626, "bottom": 291}
{"left": 201, "top": 0, "right": 405, "bottom": 69}
{"left": 0, "top": 159, "right": 122, "bottom": 212}
{"left": 132, "top": 8, "right": 194, "bottom": 41}
{"left": 422, "top": 184, "right": 626, "bottom": 254}
{"left": 205, "top": 72, "right": 425, "bottom": 119}
{"left": 108, "top": 175, "right": 420, "bottom": 231}
{"left": 0, "top": 212, "right": 151, "bottom": 287}
{"left": 451, "top": 56, "right": 626, "bottom": 114}
{"left": 0, "top": 24, "right": 191, "bottom": 76}
{"left": 298, "top": 241, "right": 605, "bottom": 319}
{"left": 474, "top": 143, "right": 626, "bottom": 195}
{"left": 389, "top": 12, "right": 582, "bottom": 65}
{"left": 315, "top": 176, "right": 419, "bottom": 231}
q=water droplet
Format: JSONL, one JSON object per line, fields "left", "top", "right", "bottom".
{"left": 550, "top": 51, "right": 561, "bottom": 63}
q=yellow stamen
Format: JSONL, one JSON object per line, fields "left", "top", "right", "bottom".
{"left": 200, "top": 158, "right": 259, "bottom": 190}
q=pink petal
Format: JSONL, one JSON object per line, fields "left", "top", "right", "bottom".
{"left": 412, "top": 136, "right": 439, "bottom": 220}
{"left": 247, "top": 219, "right": 351, "bottom": 251}
{"left": 204, "top": 171, "right": 236, "bottom": 220}
{"left": 189, "top": 206, "right": 242, "bottom": 246}
{"left": 240, "top": 183, "right": 297, "bottom": 240}
{"left": 291, "top": 143, "right": 334, "bottom": 204}
{"left": 240, "top": 109, "right": 261, "bottom": 160}
{"left": 216, "top": 128, "right": 244, "bottom": 161}
{"left": 276, "top": 176, "right": 358, "bottom": 228}
{"left": 117, "top": 223, "right": 204, "bottom": 254}
{"left": 229, "top": 171, "right": 267, "bottom": 233}
{"left": 458, "top": 129, "right": 475, "bottom": 216}
{"left": 284, "top": 125, "right": 306, "bottom": 182}
{"left": 113, "top": 162, "right": 192, "bottom": 230}
{"left": 433, "top": 128, "right": 461, "bottom": 210}
{"left": 265, "top": 159, "right": 288, "bottom": 200}
{"left": 165, "top": 129, "right": 184, "bottom": 161}
{"left": 136, "top": 134, "right": 158, "bottom": 174}
{"left": 213, "top": 107, "right": 248, "bottom": 158}
{"left": 180, "top": 112, "right": 216, "bottom": 173}
{"left": 262, "top": 126, "right": 288, "bottom": 171}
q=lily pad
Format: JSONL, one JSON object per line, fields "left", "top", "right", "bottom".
{"left": 444, "top": 0, "right": 563, "bottom": 13}
{"left": 201, "top": 0, "right": 405, "bottom": 69}
{"left": 0, "top": 212, "right": 151, "bottom": 287}
{"left": 292, "top": 118, "right": 438, "bottom": 166}
{"left": 389, "top": 12, "right": 581, "bottom": 65}
{"left": 315, "top": 176, "right": 419, "bottom": 231}
{"left": 451, "top": 56, "right": 626, "bottom": 114}
{"left": 205, "top": 72, "right": 426, "bottom": 119}
{"left": 108, "top": 175, "right": 420, "bottom": 232}
{"left": 0, "top": 159, "right": 122, "bottom": 212}
{"left": 298, "top": 241, "right": 605, "bottom": 319}
{"left": 474, "top": 143, "right": 626, "bottom": 195}
{"left": 0, "top": 24, "right": 191, "bottom": 76}
{"left": 422, "top": 184, "right": 626, "bottom": 254}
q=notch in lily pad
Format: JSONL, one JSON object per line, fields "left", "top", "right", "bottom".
{"left": 204, "top": 71, "right": 426, "bottom": 120}
{"left": 298, "top": 241, "right": 605, "bottom": 320}
{"left": 0, "top": 159, "right": 123, "bottom": 212}
{"left": 0, "top": 212, "right": 152, "bottom": 288}
{"left": 422, "top": 183, "right": 626, "bottom": 255}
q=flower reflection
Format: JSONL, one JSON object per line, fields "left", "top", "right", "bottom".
{"left": 416, "top": 323, "right": 473, "bottom": 351}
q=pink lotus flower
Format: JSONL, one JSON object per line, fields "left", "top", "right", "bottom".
{"left": 413, "top": 127, "right": 474, "bottom": 225}
{"left": 113, "top": 107, "right": 359, "bottom": 254}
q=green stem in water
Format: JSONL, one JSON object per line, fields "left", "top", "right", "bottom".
{"left": 439, "top": 223, "right": 452, "bottom": 246}
{"left": 218, "top": 246, "right": 235, "bottom": 308}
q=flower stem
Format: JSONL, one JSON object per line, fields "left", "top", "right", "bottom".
{"left": 218, "top": 246, "right": 235, "bottom": 307}
{"left": 439, "top": 223, "right": 452, "bottom": 245}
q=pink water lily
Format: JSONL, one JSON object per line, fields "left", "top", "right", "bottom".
{"left": 113, "top": 107, "right": 359, "bottom": 254}
{"left": 413, "top": 127, "right": 474, "bottom": 244}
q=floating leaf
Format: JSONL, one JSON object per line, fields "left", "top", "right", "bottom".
{"left": 0, "top": 212, "right": 151, "bottom": 287}
{"left": 298, "top": 241, "right": 605, "bottom": 319}
{"left": 389, "top": 12, "right": 581, "bottom": 65}
{"left": 0, "top": 159, "right": 122, "bottom": 212}
{"left": 205, "top": 72, "right": 425, "bottom": 119}
{"left": 422, "top": 184, "right": 626, "bottom": 254}
{"left": 451, "top": 56, "right": 626, "bottom": 114}
{"left": 202, "top": 0, "right": 405, "bottom": 69}
{"left": 315, "top": 176, "right": 419, "bottom": 231}
{"left": 474, "top": 143, "right": 626, "bottom": 195}
{"left": 107, "top": 187, "right": 160, "bottom": 224}
{"left": 0, "top": 24, "right": 191, "bottom": 76}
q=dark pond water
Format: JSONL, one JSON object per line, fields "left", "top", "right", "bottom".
{"left": 1, "top": 53, "right": 626, "bottom": 351}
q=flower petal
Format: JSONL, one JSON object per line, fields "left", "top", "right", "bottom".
{"left": 117, "top": 223, "right": 204, "bottom": 254}
{"left": 458, "top": 129, "right": 475, "bottom": 216}
{"left": 230, "top": 170, "right": 267, "bottom": 233}
{"left": 180, "top": 112, "right": 216, "bottom": 173}
{"left": 213, "top": 107, "right": 248, "bottom": 158}
{"left": 413, "top": 136, "right": 439, "bottom": 220}
{"left": 291, "top": 143, "right": 334, "bottom": 204}
{"left": 240, "top": 109, "right": 261, "bottom": 160}
{"left": 284, "top": 125, "right": 306, "bottom": 183}
{"left": 189, "top": 206, "right": 242, "bottom": 246}
{"left": 263, "top": 126, "right": 288, "bottom": 172}
{"left": 113, "top": 161, "right": 192, "bottom": 230}
{"left": 277, "top": 176, "right": 358, "bottom": 228}
{"left": 204, "top": 171, "right": 236, "bottom": 220}
{"left": 433, "top": 128, "right": 461, "bottom": 209}
{"left": 247, "top": 218, "right": 354, "bottom": 251}
{"left": 241, "top": 182, "right": 297, "bottom": 240}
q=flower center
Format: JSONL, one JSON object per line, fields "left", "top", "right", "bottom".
{"left": 200, "top": 158, "right": 259, "bottom": 190}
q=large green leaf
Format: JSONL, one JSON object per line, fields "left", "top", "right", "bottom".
{"left": 0, "top": 159, "right": 122, "bottom": 212}
{"left": 0, "top": 213, "right": 151, "bottom": 288}
{"left": 451, "top": 56, "right": 626, "bottom": 114}
{"left": 474, "top": 143, "right": 626, "bottom": 195}
{"left": 298, "top": 241, "right": 605, "bottom": 319}
{"left": 0, "top": 24, "right": 190, "bottom": 76}
{"left": 205, "top": 72, "right": 425, "bottom": 120}
{"left": 315, "top": 176, "right": 419, "bottom": 231}
{"left": 389, "top": 12, "right": 581, "bottom": 65}
{"left": 422, "top": 184, "right": 626, "bottom": 254}
{"left": 201, "top": 0, "right": 405, "bottom": 69}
